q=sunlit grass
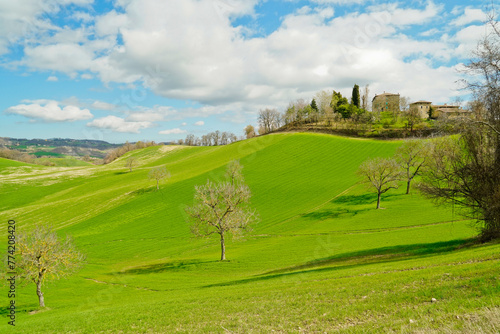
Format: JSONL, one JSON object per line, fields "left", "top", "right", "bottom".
{"left": 0, "top": 133, "right": 498, "bottom": 333}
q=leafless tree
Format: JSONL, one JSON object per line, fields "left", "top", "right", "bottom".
{"left": 125, "top": 157, "right": 137, "bottom": 172}
{"left": 419, "top": 17, "right": 500, "bottom": 241}
{"left": 149, "top": 166, "right": 171, "bottom": 190}
{"left": 400, "top": 96, "right": 411, "bottom": 112}
{"left": 405, "top": 105, "right": 423, "bottom": 133}
{"left": 225, "top": 160, "right": 244, "bottom": 185}
{"left": 361, "top": 84, "right": 370, "bottom": 111}
{"left": 357, "top": 157, "right": 402, "bottom": 209}
{"left": 15, "top": 225, "right": 85, "bottom": 307}
{"left": 244, "top": 125, "right": 256, "bottom": 139}
{"left": 184, "top": 134, "right": 196, "bottom": 146}
{"left": 395, "top": 140, "right": 427, "bottom": 194}
{"left": 185, "top": 161, "right": 258, "bottom": 260}
{"left": 258, "top": 108, "right": 281, "bottom": 134}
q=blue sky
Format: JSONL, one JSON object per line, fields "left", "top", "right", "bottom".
{"left": 0, "top": 0, "right": 497, "bottom": 143}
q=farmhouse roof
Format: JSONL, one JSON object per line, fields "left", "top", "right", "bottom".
{"left": 433, "top": 104, "right": 458, "bottom": 109}
{"left": 410, "top": 100, "right": 432, "bottom": 104}
{"left": 372, "top": 92, "right": 400, "bottom": 101}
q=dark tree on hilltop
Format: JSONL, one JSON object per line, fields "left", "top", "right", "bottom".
{"left": 351, "top": 84, "right": 360, "bottom": 108}
{"left": 310, "top": 98, "right": 318, "bottom": 112}
{"left": 418, "top": 17, "right": 500, "bottom": 241}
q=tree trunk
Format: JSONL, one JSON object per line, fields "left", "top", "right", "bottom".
{"left": 220, "top": 233, "right": 226, "bottom": 261}
{"left": 36, "top": 281, "right": 45, "bottom": 307}
{"left": 376, "top": 192, "right": 381, "bottom": 209}
{"left": 406, "top": 179, "right": 411, "bottom": 194}
{"left": 156, "top": 180, "right": 159, "bottom": 190}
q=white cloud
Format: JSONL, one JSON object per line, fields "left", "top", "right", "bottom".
{"left": 0, "top": 0, "right": 93, "bottom": 55}
{"left": 4, "top": 100, "right": 93, "bottom": 122}
{"left": 194, "top": 121, "right": 205, "bottom": 126}
{"left": 23, "top": 43, "right": 94, "bottom": 75}
{"left": 127, "top": 112, "right": 165, "bottom": 122}
{"left": 95, "top": 10, "right": 129, "bottom": 36}
{"left": 159, "top": 128, "right": 187, "bottom": 135}
{"left": 47, "top": 76, "right": 58, "bottom": 82}
{"left": 91, "top": 101, "right": 117, "bottom": 111}
{"left": 181, "top": 122, "right": 187, "bottom": 126}
{"left": 3, "top": 0, "right": 485, "bottom": 120}
{"left": 451, "top": 8, "right": 488, "bottom": 26}
{"left": 87, "top": 115, "right": 152, "bottom": 133}
{"left": 311, "top": 0, "right": 366, "bottom": 4}
{"left": 70, "top": 11, "right": 94, "bottom": 23}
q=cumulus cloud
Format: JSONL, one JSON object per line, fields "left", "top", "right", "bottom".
{"left": 3, "top": 0, "right": 485, "bottom": 118}
{"left": 194, "top": 121, "right": 205, "bottom": 126}
{"left": 451, "top": 8, "right": 489, "bottom": 26}
{"left": 23, "top": 43, "right": 95, "bottom": 74}
{"left": 4, "top": 100, "right": 93, "bottom": 122}
{"left": 159, "top": 128, "right": 187, "bottom": 135}
{"left": 47, "top": 76, "right": 58, "bottom": 82}
{"left": 0, "top": 0, "right": 93, "bottom": 55}
{"left": 87, "top": 115, "right": 152, "bottom": 133}
{"left": 91, "top": 101, "right": 117, "bottom": 111}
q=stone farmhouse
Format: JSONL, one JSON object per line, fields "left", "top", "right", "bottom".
{"left": 372, "top": 92, "right": 400, "bottom": 112}
{"left": 410, "top": 101, "right": 470, "bottom": 119}
{"left": 373, "top": 92, "right": 470, "bottom": 119}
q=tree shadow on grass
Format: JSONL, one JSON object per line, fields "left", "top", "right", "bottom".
{"left": 302, "top": 208, "right": 370, "bottom": 220}
{"left": 203, "top": 239, "right": 475, "bottom": 288}
{"left": 0, "top": 302, "right": 40, "bottom": 316}
{"left": 114, "top": 259, "right": 215, "bottom": 275}
{"left": 129, "top": 187, "right": 156, "bottom": 195}
{"left": 114, "top": 171, "right": 128, "bottom": 175}
{"left": 332, "top": 193, "right": 402, "bottom": 206}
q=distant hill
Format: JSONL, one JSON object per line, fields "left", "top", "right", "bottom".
{"left": 0, "top": 137, "right": 123, "bottom": 150}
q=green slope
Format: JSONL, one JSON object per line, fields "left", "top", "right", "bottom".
{"left": 1, "top": 133, "right": 498, "bottom": 333}
{"left": 0, "top": 157, "right": 31, "bottom": 169}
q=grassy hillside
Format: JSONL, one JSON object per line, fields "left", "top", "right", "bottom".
{"left": 1, "top": 133, "right": 498, "bottom": 333}
{"left": 0, "top": 157, "right": 31, "bottom": 168}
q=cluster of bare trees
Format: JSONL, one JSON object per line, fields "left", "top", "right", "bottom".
{"left": 418, "top": 17, "right": 500, "bottom": 242}
{"left": 0, "top": 147, "right": 35, "bottom": 163}
{"left": 254, "top": 85, "right": 372, "bottom": 135}
{"left": 104, "top": 141, "right": 157, "bottom": 164}
{"left": 180, "top": 131, "right": 239, "bottom": 146}
{"left": 357, "top": 139, "right": 426, "bottom": 209}
{"left": 258, "top": 108, "right": 284, "bottom": 134}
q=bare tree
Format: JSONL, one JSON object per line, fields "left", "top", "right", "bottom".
{"left": 16, "top": 225, "right": 85, "bottom": 307}
{"left": 361, "top": 84, "right": 370, "bottom": 111}
{"left": 225, "top": 160, "right": 244, "bottom": 185}
{"left": 399, "top": 96, "right": 411, "bottom": 112}
{"left": 212, "top": 131, "right": 221, "bottom": 146}
{"left": 357, "top": 157, "right": 402, "bottom": 209}
{"left": 419, "top": 17, "right": 500, "bottom": 241}
{"left": 258, "top": 108, "right": 280, "bottom": 134}
{"left": 149, "top": 166, "right": 171, "bottom": 190}
{"left": 125, "top": 157, "right": 137, "bottom": 172}
{"left": 184, "top": 134, "right": 196, "bottom": 146}
{"left": 185, "top": 161, "right": 258, "bottom": 260}
{"left": 395, "top": 140, "right": 427, "bottom": 194}
{"left": 244, "top": 125, "right": 256, "bottom": 139}
{"left": 405, "top": 105, "right": 423, "bottom": 133}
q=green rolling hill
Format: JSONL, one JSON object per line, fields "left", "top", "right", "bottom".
{"left": 1, "top": 133, "right": 498, "bottom": 333}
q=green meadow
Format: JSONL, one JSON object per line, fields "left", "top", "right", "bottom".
{"left": 1, "top": 133, "right": 499, "bottom": 333}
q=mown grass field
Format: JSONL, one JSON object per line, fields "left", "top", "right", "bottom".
{"left": 0, "top": 133, "right": 499, "bottom": 333}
